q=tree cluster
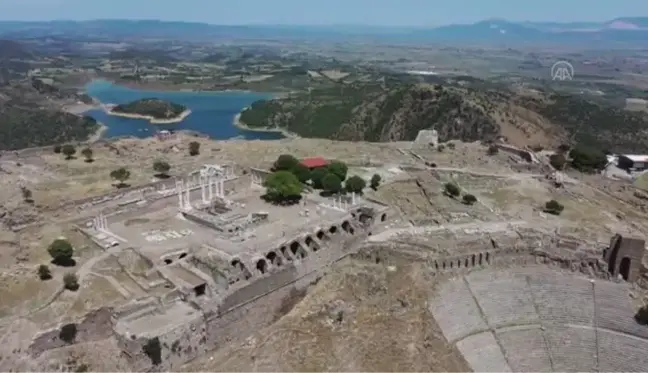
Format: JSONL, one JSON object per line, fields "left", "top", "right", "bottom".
{"left": 443, "top": 182, "right": 478, "bottom": 205}
{"left": 568, "top": 146, "right": 607, "bottom": 173}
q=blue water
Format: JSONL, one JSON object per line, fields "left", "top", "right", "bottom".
{"left": 84, "top": 80, "right": 283, "bottom": 140}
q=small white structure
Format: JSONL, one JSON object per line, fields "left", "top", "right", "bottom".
{"left": 93, "top": 212, "right": 108, "bottom": 231}
{"left": 321, "top": 192, "right": 358, "bottom": 212}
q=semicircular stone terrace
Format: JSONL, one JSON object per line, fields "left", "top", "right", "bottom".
{"left": 430, "top": 267, "right": 648, "bottom": 372}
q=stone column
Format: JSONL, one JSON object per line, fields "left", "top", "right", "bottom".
{"left": 208, "top": 177, "right": 214, "bottom": 200}
{"left": 219, "top": 179, "right": 225, "bottom": 197}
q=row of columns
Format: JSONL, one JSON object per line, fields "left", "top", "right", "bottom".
{"left": 93, "top": 213, "right": 107, "bottom": 231}
{"left": 176, "top": 179, "right": 192, "bottom": 211}
{"left": 323, "top": 192, "right": 357, "bottom": 211}
{"left": 250, "top": 172, "right": 263, "bottom": 187}
{"left": 200, "top": 176, "right": 225, "bottom": 203}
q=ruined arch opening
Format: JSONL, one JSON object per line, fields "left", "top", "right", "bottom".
{"left": 442, "top": 262, "right": 446, "bottom": 269}
{"left": 316, "top": 230, "right": 327, "bottom": 241}
{"left": 290, "top": 241, "right": 307, "bottom": 259}
{"left": 231, "top": 259, "right": 241, "bottom": 268}
{"left": 380, "top": 213, "right": 387, "bottom": 222}
{"left": 305, "top": 236, "right": 319, "bottom": 252}
{"left": 472, "top": 255, "right": 476, "bottom": 267}
{"left": 279, "top": 246, "right": 293, "bottom": 261}
{"left": 435, "top": 261, "right": 439, "bottom": 270}
{"left": 329, "top": 226, "right": 338, "bottom": 234}
{"left": 266, "top": 251, "right": 282, "bottom": 266}
{"left": 178, "top": 252, "right": 187, "bottom": 260}
{"left": 619, "top": 257, "right": 631, "bottom": 281}
{"left": 342, "top": 221, "right": 352, "bottom": 233}
{"left": 457, "top": 259, "right": 462, "bottom": 268}
{"left": 485, "top": 252, "right": 490, "bottom": 264}
{"left": 478, "top": 253, "right": 483, "bottom": 265}
{"left": 164, "top": 258, "right": 173, "bottom": 265}
{"left": 194, "top": 283, "right": 206, "bottom": 297}
{"left": 359, "top": 213, "right": 373, "bottom": 225}
{"left": 450, "top": 261, "right": 454, "bottom": 269}
{"left": 465, "top": 258, "right": 470, "bottom": 267}
{"left": 256, "top": 259, "right": 268, "bottom": 274}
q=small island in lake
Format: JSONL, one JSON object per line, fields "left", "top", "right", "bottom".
{"left": 106, "top": 98, "right": 191, "bottom": 124}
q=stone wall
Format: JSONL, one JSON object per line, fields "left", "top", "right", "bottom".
{"left": 28, "top": 307, "right": 115, "bottom": 356}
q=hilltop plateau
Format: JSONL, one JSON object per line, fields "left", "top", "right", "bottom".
{"left": 1, "top": 132, "right": 648, "bottom": 371}
{"left": 239, "top": 82, "right": 648, "bottom": 152}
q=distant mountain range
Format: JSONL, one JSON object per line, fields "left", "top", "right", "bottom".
{"left": 0, "top": 18, "right": 648, "bottom": 47}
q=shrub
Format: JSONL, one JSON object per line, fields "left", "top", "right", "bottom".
{"left": 557, "top": 144, "right": 570, "bottom": 153}
{"left": 110, "top": 167, "right": 131, "bottom": 187}
{"left": 143, "top": 337, "right": 162, "bottom": 365}
{"left": 188, "top": 141, "right": 200, "bottom": 156}
{"left": 370, "top": 174, "right": 382, "bottom": 190}
{"left": 59, "top": 323, "right": 77, "bottom": 343}
{"left": 487, "top": 145, "right": 499, "bottom": 155}
{"left": 38, "top": 264, "right": 52, "bottom": 280}
{"left": 153, "top": 160, "right": 171, "bottom": 177}
{"left": 53, "top": 144, "right": 62, "bottom": 154}
{"left": 63, "top": 273, "right": 79, "bottom": 291}
{"left": 345, "top": 175, "right": 366, "bottom": 194}
{"left": 447, "top": 142, "right": 456, "bottom": 150}
{"left": 437, "top": 144, "right": 445, "bottom": 152}
{"left": 443, "top": 182, "right": 460, "bottom": 198}
{"left": 81, "top": 147, "right": 93, "bottom": 162}
{"left": 549, "top": 153, "right": 567, "bottom": 170}
{"left": 462, "top": 194, "right": 477, "bottom": 205}
{"left": 290, "top": 163, "right": 311, "bottom": 183}
{"left": 544, "top": 199, "right": 564, "bottom": 215}
{"left": 48, "top": 239, "right": 74, "bottom": 265}
{"left": 21, "top": 186, "right": 33, "bottom": 203}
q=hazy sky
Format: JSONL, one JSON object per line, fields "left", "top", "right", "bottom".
{"left": 0, "top": 0, "right": 647, "bottom": 26}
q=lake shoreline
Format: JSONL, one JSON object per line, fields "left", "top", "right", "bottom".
{"left": 62, "top": 103, "right": 108, "bottom": 142}
{"left": 233, "top": 109, "right": 298, "bottom": 139}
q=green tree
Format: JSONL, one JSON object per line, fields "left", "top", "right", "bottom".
{"left": 188, "top": 141, "right": 200, "bottom": 156}
{"left": 81, "top": 147, "right": 93, "bottom": 162}
{"left": 61, "top": 144, "right": 76, "bottom": 160}
{"left": 462, "top": 194, "right": 477, "bottom": 205}
{"left": 53, "top": 144, "right": 62, "bottom": 154}
{"left": 262, "top": 170, "right": 303, "bottom": 204}
{"left": 110, "top": 167, "right": 131, "bottom": 188}
{"left": 635, "top": 304, "right": 648, "bottom": 325}
{"left": 37, "top": 264, "right": 52, "bottom": 280}
{"left": 447, "top": 142, "right": 456, "bottom": 150}
{"left": 59, "top": 323, "right": 77, "bottom": 343}
{"left": 370, "top": 174, "right": 382, "bottom": 190}
{"left": 291, "top": 163, "right": 311, "bottom": 183}
{"left": 153, "top": 160, "right": 171, "bottom": 178}
{"left": 444, "top": 182, "right": 460, "bottom": 198}
{"left": 63, "top": 273, "right": 79, "bottom": 291}
{"left": 143, "top": 337, "right": 162, "bottom": 365}
{"left": 310, "top": 167, "right": 329, "bottom": 189}
{"left": 48, "top": 239, "right": 74, "bottom": 265}
{"left": 274, "top": 154, "right": 299, "bottom": 171}
{"left": 322, "top": 173, "right": 342, "bottom": 194}
{"left": 544, "top": 199, "right": 565, "bottom": 215}
{"left": 569, "top": 146, "right": 607, "bottom": 172}
{"left": 345, "top": 175, "right": 366, "bottom": 194}
{"left": 549, "top": 153, "right": 566, "bottom": 170}
{"left": 328, "top": 161, "right": 348, "bottom": 181}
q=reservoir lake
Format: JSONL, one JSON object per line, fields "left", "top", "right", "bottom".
{"left": 84, "top": 80, "right": 284, "bottom": 140}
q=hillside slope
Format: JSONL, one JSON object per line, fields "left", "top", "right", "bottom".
{"left": 240, "top": 82, "right": 648, "bottom": 152}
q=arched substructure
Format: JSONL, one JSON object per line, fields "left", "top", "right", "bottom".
{"left": 290, "top": 241, "right": 308, "bottom": 259}
{"left": 231, "top": 259, "right": 252, "bottom": 280}
{"left": 279, "top": 246, "right": 293, "bottom": 262}
{"left": 266, "top": 251, "right": 283, "bottom": 267}
{"left": 465, "top": 257, "right": 470, "bottom": 267}
{"left": 619, "top": 257, "right": 631, "bottom": 281}
{"left": 329, "top": 225, "right": 339, "bottom": 235}
{"left": 485, "top": 252, "right": 491, "bottom": 264}
{"left": 316, "top": 229, "right": 329, "bottom": 241}
{"left": 164, "top": 258, "right": 173, "bottom": 265}
{"left": 341, "top": 221, "right": 355, "bottom": 235}
{"left": 304, "top": 235, "right": 320, "bottom": 252}
{"left": 256, "top": 259, "right": 268, "bottom": 274}
{"left": 472, "top": 254, "right": 476, "bottom": 266}
{"left": 178, "top": 252, "right": 187, "bottom": 260}
{"left": 380, "top": 213, "right": 387, "bottom": 222}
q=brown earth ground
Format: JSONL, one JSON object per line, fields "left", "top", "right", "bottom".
{"left": 2, "top": 134, "right": 648, "bottom": 371}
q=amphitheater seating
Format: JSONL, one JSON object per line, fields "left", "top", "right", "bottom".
{"left": 597, "top": 329, "right": 648, "bottom": 372}
{"left": 430, "top": 267, "right": 648, "bottom": 372}
{"left": 429, "top": 278, "right": 488, "bottom": 342}
{"left": 467, "top": 271, "right": 539, "bottom": 328}
{"left": 544, "top": 326, "right": 597, "bottom": 372}
{"left": 594, "top": 280, "right": 648, "bottom": 338}
{"left": 456, "top": 332, "right": 512, "bottom": 372}
{"left": 496, "top": 326, "right": 552, "bottom": 372}
{"left": 527, "top": 273, "right": 595, "bottom": 326}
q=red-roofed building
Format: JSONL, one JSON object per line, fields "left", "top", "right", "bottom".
{"left": 300, "top": 157, "right": 329, "bottom": 170}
